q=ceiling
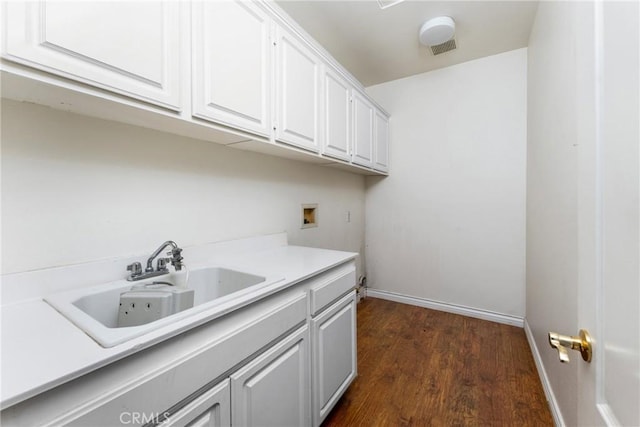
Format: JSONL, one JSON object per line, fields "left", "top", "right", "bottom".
{"left": 276, "top": 0, "right": 539, "bottom": 87}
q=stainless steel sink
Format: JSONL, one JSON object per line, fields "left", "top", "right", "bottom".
{"left": 45, "top": 267, "right": 283, "bottom": 348}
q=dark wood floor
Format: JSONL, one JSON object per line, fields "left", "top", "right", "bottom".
{"left": 322, "top": 297, "right": 553, "bottom": 427}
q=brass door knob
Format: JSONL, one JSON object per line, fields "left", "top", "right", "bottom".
{"left": 548, "top": 329, "right": 592, "bottom": 363}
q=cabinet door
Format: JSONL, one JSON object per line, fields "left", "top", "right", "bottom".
{"left": 373, "top": 110, "right": 390, "bottom": 173}
{"left": 312, "top": 291, "right": 357, "bottom": 426}
{"left": 2, "top": 1, "right": 181, "bottom": 111}
{"left": 351, "top": 90, "right": 374, "bottom": 167}
{"left": 275, "top": 26, "right": 321, "bottom": 152}
{"left": 231, "top": 326, "right": 310, "bottom": 427}
{"left": 159, "top": 379, "right": 230, "bottom": 427}
{"left": 192, "top": 1, "right": 271, "bottom": 137}
{"left": 322, "top": 66, "right": 351, "bottom": 161}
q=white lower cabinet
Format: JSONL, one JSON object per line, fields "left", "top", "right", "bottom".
{"left": 231, "top": 325, "right": 310, "bottom": 427}
{"left": 0, "top": 262, "right": 357, "bottom": 427}
{"left": 161, "top": 325, "right": 310, "bottom": 427}
{"left": 159, "top": 379, "right": 231, "bottom": 427}
{"left": 311, "top": 291, "right": 357, "bottom": 426}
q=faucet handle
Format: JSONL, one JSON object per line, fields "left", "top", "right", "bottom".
{"left": 156, "top": 257, "right": 171, "bottom": 271}
{"left": 127, "top": 262, "right": 142, "bottom": 276}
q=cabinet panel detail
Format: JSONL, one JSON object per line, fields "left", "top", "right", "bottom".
{"left": 231, "top": 326, "right": 310, "bottom": 427}
{"left": 2, "top": 1, "right": 181, "bottom": 110}
{"left": 192, "top": 1, "right": 270, "bottom": 136}
{"left": 351, "top": 90, "right": 374, "bottom": 167}
{"left": 275, "top": 26, "right": 320, "bottom": 152}
{"left": 312, "top": 291, "right": 357, "bottom": 426}
{"left": 373, "top": 110, "right": 390, "bottom": 172}
{"left": 322, "top": 67, "right": 351, "bottom": 161}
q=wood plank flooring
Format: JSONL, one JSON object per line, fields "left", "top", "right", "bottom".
{"left": 322, "top": 297, "right": 553, "bottom": 427}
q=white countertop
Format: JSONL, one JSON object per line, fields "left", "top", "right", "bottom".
{"left": 1, "top": 237, "right": 357, "bottom": 410}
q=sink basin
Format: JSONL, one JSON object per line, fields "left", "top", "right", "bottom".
{"left": 188, "top": 267, "right": 266, "bottom": 305}
{"left": 45, "top": 267, "right": 283, "bottom": 348}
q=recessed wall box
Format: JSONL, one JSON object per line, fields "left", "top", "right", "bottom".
{"left": 302, "top": 204, "right": 318, "bottom": 229}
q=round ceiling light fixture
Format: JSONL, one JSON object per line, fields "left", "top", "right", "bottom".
{"left": 419, "top": 16, "right": 456, "bottom": 46}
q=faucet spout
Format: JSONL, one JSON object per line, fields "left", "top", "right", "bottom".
{"left": 146, "top": 241, "right": 183, "bottom": 272}
{"left": 127, "top": 240, "right": 184, "bottom": 281}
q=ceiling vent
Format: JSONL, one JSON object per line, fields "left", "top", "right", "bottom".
{"left": 419, "top": 16, "right": 457, "bottom": 56}
{"left": 430, "top": 39, "right": 457, "bottom": 55}
{"left": 377, "top": 0, "right": 406, "bottom": 10}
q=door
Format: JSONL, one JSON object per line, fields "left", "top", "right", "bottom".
{"left": 322, "top": 66, "right": 351, "bottom": 161}
{"left": 274, "top": 25, "right": 320, "bottom": 152}
{"left": 351, "top": 90, "right": 373, "bottom": 167}
{"left": 231, "top": 326, "right": 310, "bottom": 427}
{"left": 2, "top": 1, "right": 181, "bottom": 110}
{"left": 577, "top": 1, "right": 639, "bottom": 425}
{"left": 192, "top": 0, "right": 271, "bottom": 137}
{"left": 311, "top": 291, "right": 357, "bottom": 427}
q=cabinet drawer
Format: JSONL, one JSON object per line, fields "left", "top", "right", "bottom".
{"left": 309, "top": 262, "right": 356, "bottom": 316}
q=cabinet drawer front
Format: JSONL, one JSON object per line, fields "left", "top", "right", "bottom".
{"left": 309, "top": 262, "right": 356, "bottom": 316}
{"left": 2, "top": 1, "right": 182, "bottom": 111}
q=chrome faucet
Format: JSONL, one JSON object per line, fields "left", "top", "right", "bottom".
{"left": 127, "top": 241, "right": 184, "bottom": 281}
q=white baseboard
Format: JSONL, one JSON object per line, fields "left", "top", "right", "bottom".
{"left": 524, "top": 319, "right": 564, "bottom": 427}
{"left": 365, "top": 288, "right": 524, "bottom": 327}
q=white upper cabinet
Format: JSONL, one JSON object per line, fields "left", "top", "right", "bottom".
{"left": 274, "top": 25, "right": 321, "bottom": 152}
{"left": 1, "top": 1, "right": 389, "bottom": 174}
{"left": 373, "top": 110, "right": 390, "bottom": 173}
{"left": 2, "top": 1, "right": 182, "bottom": 111}
{"left": 351, "top": 90, "right": 374, "bottom": 168}
{"left": 322, "top": 66, "right": 351, "bottom": 161}
{"left": 192, "top": 1, "right": 271, "bottom": 137}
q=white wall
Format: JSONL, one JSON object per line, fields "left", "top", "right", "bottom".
{"left": 1, "top": 100, "right": 365, "bottom": 276}
{"left": 364, "top": 48, "right": 527, "bottom": 318}
{"left": 526, "top": 3, "right": 586, "bottom": 425}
